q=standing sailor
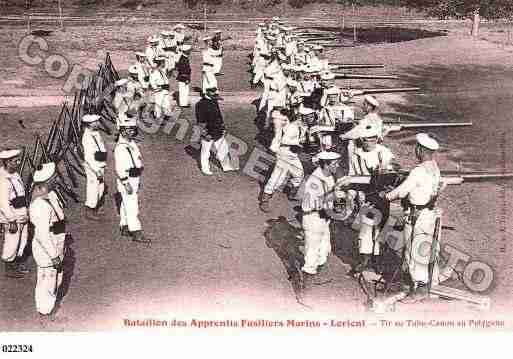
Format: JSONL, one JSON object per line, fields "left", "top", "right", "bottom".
{"left": 385, "top": 133, "right": 442, "bottom": 298}
{"left": 29, "top": 163, "right": 66, "bottom": 320}
{"left": 114, "top": 118, "right": 149, "bottom": 243}
{"left": 259, "top": 108, "right": 304, "bottom": 213}
{"left": 175, "top": 44, "right": 192, "bottom": 108}
{"left": 0, "top": 149, "right": 29, "bottom": 278}
{"left": 301, "top": 151, "right": 340, "bottom": 276}
{"left": 81, "top": 114, "right": 107, "bottom": 221}
{"left": 196, "top": 87, "right": 235, "bottom": 176}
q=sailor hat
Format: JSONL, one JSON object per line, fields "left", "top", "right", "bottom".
{"left": 173, "top": 24, "right": 186, "bottom": 30}
{"left": 0, "top": 149, "right": 22, "bottom": 160}
{"left": 161, "top": 30, "right": 174, "bottom": 36}
{"left": 416, "top": 133, "right": 439, "bottom": 151}
{"left": 364, "top": 95, "right": 379, "bottom": 107}
{"left": 148, "top": 36, "right": 160, "bottom": 44}
{"left": 214, "top": 30, "right": 222, "bottom": 34}
{"left": 202, "top": 36, "right": 212, "bottom": 41}
{"left": 82, "top": 114, "right": 101, "bottom": 123}
{"left": 135, "top": 51, "right": 147, "bottom": 57}
{"left": 181, "top": 44, "right": 192, "bottom": 52}
{"left": 320, "top": 71, "right": 335, "bottom": 80}
{"left": 317, "top": 151, "right": 341, "bottom": 161}
{"left": 33, "top": 162, "right": 56, "bottom": 183}
{"left": 154, "top": 56, "right": 166, "bottom": 63}
{"left": 115, "top": 79, "right": 129, "bottom": 87}
{"left": 313, "top": 44, "right": 324, "bottom": 51}
{"left": 299, "top": 106, "right": 315, "bottom": 115}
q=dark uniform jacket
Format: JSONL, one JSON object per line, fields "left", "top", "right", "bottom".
{"left": 176, "top": 54, "right": 191, "bottom": 83}
{"left": 195, "top": 97, "right": 225, "bottom": 141}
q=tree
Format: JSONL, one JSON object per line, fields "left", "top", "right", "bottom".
{"left": 401, "top": 0, "right": 513, "bottom": 37}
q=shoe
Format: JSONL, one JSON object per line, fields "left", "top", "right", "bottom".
{"left": 120, "top": 226, "right": 131, "bottom": 237}
{"left": 223, "top": 166, "right": 237, "bottom": 172}
{"left": 201, "top": 168, "right": 213, "bottom": 176}
{"left": 4, "top": 262, "right": 25, "bottom": 278}
{"left": 131, "top": 231, "right": 151, "bottom": 244}
{"left": 259, "top": 193, "right": 272, "bottom": 213}
{"left": 85, "top": 207, "right": 100, "bottom": 221}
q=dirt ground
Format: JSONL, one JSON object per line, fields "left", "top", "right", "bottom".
{"left": 1, "top": 10, "right": 513, "bottom": 331}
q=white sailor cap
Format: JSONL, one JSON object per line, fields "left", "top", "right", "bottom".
{"left": 148, "top": 35, "right": 160, "bottom": 44}
{"left": 128, "top": 65, "right": 139, "bottom": 74}
{"left": 33, "top": 162, "right": 56, "bottom": 183}
{"left": 181, "top": 44, "right": 192, "bottom": 52}
{"left": 119, "top": 117, "right": 137, "bottom": 127}
{"left": 82, "top": 114, "right": 101, "bottom": 123}
{"left": 135, "top": 51, "right": 147, "bottom": 57}
{"left": 313, "top": 44, "right": 324, "bottom": 51}
{"left": 364, "top": 95, "right": 379, "bottom": 107}
{"left": 173, "top": 23, "right": 186, "bottom": 30}
{"left": 202, "top": 36, "right": 212, "bottom": 41}
{"left": 416, "top": 132, "right": 439, "bottom": 151}
{"left": 161, "top": 30, "right": 174, "bottom": 36}
{"left": 115, "top": 79, "right": 129, "bottom": 87}
{"left": 0, "top": 149, "right": 22, "bottom": 160}
{"left": 214, "top": 30, "right": 222, "bottom": 34}
{"left": 299, "top": 106, "right": 315, "bottom": 115}
{"left": 154, "top": 56, "right": 166, "bottom": 63}
{"left": 316, "top": 151, "right": 341, "bottom": 161}
{"left": 320, "top": 71, "right": 335, "bottom": 80}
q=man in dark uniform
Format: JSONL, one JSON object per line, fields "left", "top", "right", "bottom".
{"left": 176, "top": 44, "right": 192, "bottom": 108}
{"left": 195, "top": 87, "right": 235, "bottom": 175}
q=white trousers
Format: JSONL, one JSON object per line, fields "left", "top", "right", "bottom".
{"left": 84, "top": 165, "right": 105, "bottom": 209}
{"left": 116, "top": 178, "right": 142, "bottom": 232}
{"left": 319, "top": 134, "right": 333, "bottom": 150}
{"left": 1, "top": 223, "right": 28, "bottom": 262}
{"left": 35, "top": 266, "right": 63, "bottom": 315}
{"left": 358, "top": 212, "right": 381, "bottom": 256}
{"left": 178, "top": 81, "right": 190, "bottom": 106}
{"left": 302, "top": 213, "right": 331, "bottom": 274}
{"left": 201, "top": 137, "right": 233, "bottom": 172}
{"left": 404, "top": 209, "right": 441, "bottom": 285}
{"left": 213, "top": 58, "right": 223, "bottom": 74}
{"left": 201, "top": 72, "right": 217, "bottom": 93}
{"left": 153, "top": 90, "right": 172, "bottom": 118}
{"left": 263, "top": 152, "right": 304, "bottom": 194}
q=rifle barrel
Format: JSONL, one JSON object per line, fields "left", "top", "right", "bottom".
{"left": 399, "top": 122, "right": 473, "bottom": 128}
{"left": 330, "top": 63, "right": 385, "bottom": 69}
{"left": 335, "top": 73, "right": 399, "bottom": 80}
{"left": 358, "top": 87, "right": 421, "bottom": 94}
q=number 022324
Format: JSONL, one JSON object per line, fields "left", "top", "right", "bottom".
{"left": 2, "top": 344, "right": 33, "bottom": 352}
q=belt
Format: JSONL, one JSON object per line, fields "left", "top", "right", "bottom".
{"left": 264, "top": 75, "right": 274, "bottom": 80}
{"left": 203, "top": 63, "right": 214, "bottom": 66}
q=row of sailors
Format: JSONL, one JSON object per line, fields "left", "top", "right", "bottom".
{"left": 113, "top": 30, "right": 225, "bottom": 126}
{"left": 253, "top": 19, "right": 443, "bottom": 297}
{"left": 0, "top": 111, "right": 147, "bottom": 319}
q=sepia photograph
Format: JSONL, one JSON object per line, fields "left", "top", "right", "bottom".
{"left": 1, "top": 0, "right": 512, "bottom": 350}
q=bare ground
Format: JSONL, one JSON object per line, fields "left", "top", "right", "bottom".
{"left": 1, "top": 19, "right": 513, "bottom": 331}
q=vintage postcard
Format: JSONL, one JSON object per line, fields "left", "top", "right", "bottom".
{"left": 1, "top": 0, "right": 512, "bottom": 353}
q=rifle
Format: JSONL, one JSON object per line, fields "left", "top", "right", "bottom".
{"left": 349, "top": 87, "right": 420, "bottom": 95}
{"left": 335, "top": 73, "right": 399, "bottom": 80}
{"left": 330, "top": 63, "right": 385, "bottom": 69}
{"left": 338, "top": 170, "right": 513, "bottom": 188}
{"left": 385, "top": 121, "right": 473, "bottom": 133}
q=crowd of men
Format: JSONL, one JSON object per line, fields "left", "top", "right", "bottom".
{"left": 250, "top": 17, "right": 444, "bottom": 300}
{"left": 0, "top": 19, "right": 445, "bottom": 322}
{"left": 0, "top": 23, "right": 232, "bottom": 321}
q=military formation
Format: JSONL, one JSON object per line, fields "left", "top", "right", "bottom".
{"left": 1, "top": 17, "right": 511, "bottom": 323}
{"left": 248, "top": 17, "right": 509, "bottom": 303}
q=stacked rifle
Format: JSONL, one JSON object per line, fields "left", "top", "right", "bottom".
{"left": 17, "top": 53, "right": 120, "bottom": 207}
